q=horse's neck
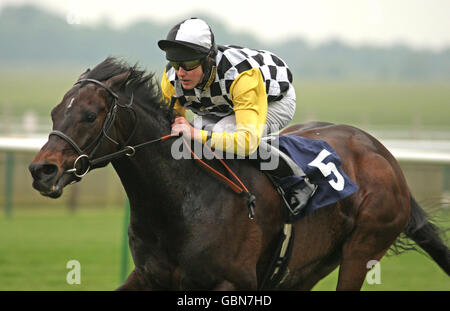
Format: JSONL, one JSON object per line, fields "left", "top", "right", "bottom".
{"left": 111, "top": 106, "right": 191, "bottom": 222}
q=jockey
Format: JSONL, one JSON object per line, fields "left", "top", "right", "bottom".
{"left": 158, "top": 17, "right": 316, "bottom": 215}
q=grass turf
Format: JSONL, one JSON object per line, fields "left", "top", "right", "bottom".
{"left": 0, "top": 207, "right": 448, "bottom": 291}
{"left": 0, "top": 207, "right": 131, "bottom": 290}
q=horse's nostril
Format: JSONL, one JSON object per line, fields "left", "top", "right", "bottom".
{"left": 41, "top": 164, "right": 57, "bottom": 176}
{"left": 29, "top": 163, "right": 58, "bottom": 180}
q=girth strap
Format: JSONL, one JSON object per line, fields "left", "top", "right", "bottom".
{"left": 259, "top": 223, "right": 295, "bottom": 289}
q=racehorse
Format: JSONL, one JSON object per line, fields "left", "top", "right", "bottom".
{"left": 29, "top": 57, "right": 449, "bottom": 290}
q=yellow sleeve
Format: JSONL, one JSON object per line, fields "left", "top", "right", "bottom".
{"left": 161, "top": 69, "right": 186, "bottom": 117}
{"left": 197, "top": 68, "right": 267, "bottom": 156}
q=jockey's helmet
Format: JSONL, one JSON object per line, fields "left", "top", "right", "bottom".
{"left": 158, "top": 18, "right": 217, "bottom": 62}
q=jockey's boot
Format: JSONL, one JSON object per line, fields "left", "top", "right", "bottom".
{"left": 286, "top": 180, "right": 317, "bottom": 214}
{"left": 258, "top": 138, "right": 317, "bottom": 216}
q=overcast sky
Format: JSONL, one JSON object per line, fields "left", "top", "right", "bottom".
{"left": 1, "top": 0, "right": 450, "bottom": 50}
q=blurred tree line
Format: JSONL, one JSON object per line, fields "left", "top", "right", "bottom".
{"left": 1, "top": 5, "right": 450, "bottom": 81}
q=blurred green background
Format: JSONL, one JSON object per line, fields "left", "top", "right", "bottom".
{"left": 2, "top": 70, "right": 450, "bottom": 130}
{"left": 0, "top": 4, "right": 449, "bottom": 291}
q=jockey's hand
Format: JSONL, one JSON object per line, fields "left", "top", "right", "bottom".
{"left": 171, "top": 116, "right": 197, "bottom": 140}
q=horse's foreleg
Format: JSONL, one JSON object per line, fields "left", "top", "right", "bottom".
{"left": 116, "top": 268, "right": 151, "bottom": 290}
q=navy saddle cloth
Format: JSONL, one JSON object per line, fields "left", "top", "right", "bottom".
{"left": 270, "top": 135, "right": 359, "bottom": 220}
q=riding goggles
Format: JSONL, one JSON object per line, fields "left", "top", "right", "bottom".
{"left": 169, "top": 59, "right": 203, "bottom": 71}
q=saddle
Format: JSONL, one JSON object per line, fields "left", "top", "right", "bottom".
{"left": 257, "top": 135, "right": 359, "bottom": 222}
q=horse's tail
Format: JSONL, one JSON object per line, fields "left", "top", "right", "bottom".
{"left": 393, "top": 193, "right": 450, "bottom": 275}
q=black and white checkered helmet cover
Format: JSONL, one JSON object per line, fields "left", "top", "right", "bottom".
{"left": 167, "top": 45, "right": 294, "bottom": 117}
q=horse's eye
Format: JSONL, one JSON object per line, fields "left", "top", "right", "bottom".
{"left": 85, "top": 112, "right": 97, "bottom": 123}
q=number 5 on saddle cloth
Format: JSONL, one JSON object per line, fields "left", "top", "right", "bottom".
{"left": 257, "top": 135, "right": 359, "bottom": 222}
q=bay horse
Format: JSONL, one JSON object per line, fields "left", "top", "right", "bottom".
{"left": 29, "top": 58, "right": 449, "bottom": 290}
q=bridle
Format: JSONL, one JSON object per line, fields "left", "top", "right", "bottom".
{"left": 49, "top": 78, "right": 139, "bottom": 178}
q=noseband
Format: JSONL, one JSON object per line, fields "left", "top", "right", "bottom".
{"left": 49, "top": 78, "right": 137, "bottom": 178}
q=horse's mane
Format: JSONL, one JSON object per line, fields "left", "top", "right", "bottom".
{"left": 85, "top": 57, "right": 175, "bottom": 126}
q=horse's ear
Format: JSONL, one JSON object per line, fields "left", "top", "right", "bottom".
{"left": 105, "top": 71, "right": 131, "bottom": 91}
{"left": 77, "top": 68, "right": 90, "bottom": 82}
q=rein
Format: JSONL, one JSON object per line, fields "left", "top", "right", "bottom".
{"left": 182, "top": 139, "right": 256, "bottom": 219}
{"left": 50, "top": 78, "right": 256, "bottom": 218}
{"left": 89, "top": 133, "right": 179, "bottom": 166}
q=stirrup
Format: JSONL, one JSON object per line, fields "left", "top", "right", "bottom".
{"left": 288, "top": 182, "right": 317, "bottom": 215}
